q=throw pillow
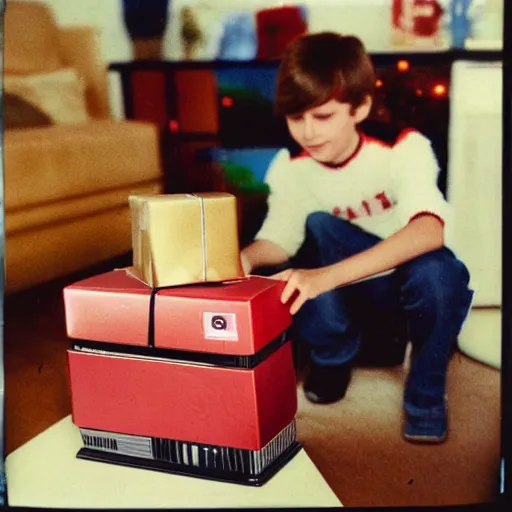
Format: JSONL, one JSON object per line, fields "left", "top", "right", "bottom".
{"left": 3, "top": 69, "right": 90, "bottom": 125}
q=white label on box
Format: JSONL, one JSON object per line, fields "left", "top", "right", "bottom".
{"left": 203, "top": 312, "right": 238, "bottom": 341}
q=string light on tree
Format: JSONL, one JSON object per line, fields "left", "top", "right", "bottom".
{"left": 397, "top": 59, "right": 410, "bottom": 72}
{"left": 432, "top": 83, "right": 447, "bottom": 97}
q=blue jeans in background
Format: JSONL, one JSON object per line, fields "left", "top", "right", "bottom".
{"left": 257, "top": 212, "right": 474, "bottom": 417}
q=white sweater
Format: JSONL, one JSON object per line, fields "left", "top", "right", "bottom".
{"left": 255, "top": 128, "right": 453, "bottom": 257}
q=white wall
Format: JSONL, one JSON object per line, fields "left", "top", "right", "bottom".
{"left": 447, "top": 61, "right": 502, "bottom": 307}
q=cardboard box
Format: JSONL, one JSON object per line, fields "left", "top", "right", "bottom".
{"left": 63, "top": 269, "right": 292, "bottom": 356}
{"left": 129, "top": 192, "right": 244, "bottom": 287}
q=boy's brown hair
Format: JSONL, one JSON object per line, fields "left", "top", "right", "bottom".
{"left": 275, "top": 32, "right": 376, "bottom": 117}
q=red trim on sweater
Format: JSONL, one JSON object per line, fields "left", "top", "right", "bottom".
{"left": 291, "top": 133, "right": 364, "bottom": 170}
{"left": 362, "top": 127, "right": 418, "bottom": 148}
{"left": 290, "top": 127, "right": 419, "bottom": 170}
{"left": 409, "top": 211, "right": 445, "bottom": 227}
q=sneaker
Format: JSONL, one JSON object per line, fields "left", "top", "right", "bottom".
{"left": 303, "top": 361, "right": 352, "bottom": 404}
{"left": 403, "top": 407, "right": 448, "bottom": 444}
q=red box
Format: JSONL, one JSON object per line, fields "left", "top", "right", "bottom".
{"left": 65, "top": 270, "right": 297, "bottom": 451}
{"left": 64, "top": 270, "right": 291, "bottom": 356}
{"left": 68, "top": 342, "right": 296, "bottom": 451}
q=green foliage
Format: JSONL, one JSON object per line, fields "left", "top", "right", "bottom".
{"left": 218, "top": 86, "right": 272, "bottom": 109}
{"left": 222, "top": 162, "right": 270, "bottom": 195}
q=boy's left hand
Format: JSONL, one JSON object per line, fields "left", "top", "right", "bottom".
{"left": 271, "top": 267, "right": 332, "bottom": 315}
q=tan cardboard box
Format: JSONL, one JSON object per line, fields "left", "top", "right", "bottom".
{"left": 129, "top": 193, "right": 244, "bottom": 287}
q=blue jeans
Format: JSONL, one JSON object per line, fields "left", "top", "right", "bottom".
{"left": 259, "top": 212, "right": 474, "bottom": 416}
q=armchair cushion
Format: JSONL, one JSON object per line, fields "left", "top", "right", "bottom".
{"left": 4, "top": 119, "right": 161, "bottom": 211}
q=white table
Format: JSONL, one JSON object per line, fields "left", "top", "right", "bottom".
{"left": 5, "top": 416, "right": 343, "bottom": 508}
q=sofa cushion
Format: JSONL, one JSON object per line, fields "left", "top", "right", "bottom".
{"left": 5, "top": 180, "right": 162, "bottom": 236}
{"left": 4, "top": 120, "right": 162, "bottom": 211}
{"left": 4, "top": 1, "right": 63, "bottom": 75}
{"left": 6, "top": 206, "right": 135, "bottom": 295}
{"left": 3, "top": 69, "right": 90, "bottom": 125}
{"left": 3, "top": 93, "right": 54, "bottom": 130}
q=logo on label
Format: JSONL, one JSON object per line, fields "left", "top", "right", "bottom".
{"left": 203, "top": 313, "right": 238, "bottom": 341}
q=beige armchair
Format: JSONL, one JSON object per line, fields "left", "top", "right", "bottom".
{"left": 3, "top": 1, "right": 164, "bottom": 294}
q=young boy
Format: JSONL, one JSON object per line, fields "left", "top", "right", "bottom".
{"left": 240, "top": 32, "right": 474, "bottom": 444}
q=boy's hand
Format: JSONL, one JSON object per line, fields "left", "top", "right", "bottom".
{"left": 272, "top": 267, "right": 332, "bottom": 315}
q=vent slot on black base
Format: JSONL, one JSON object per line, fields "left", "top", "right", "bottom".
{"left": 78, "top": 421, "right": 301, "bottom": 486}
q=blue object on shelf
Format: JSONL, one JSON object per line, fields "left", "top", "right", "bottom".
{"left": 218, "top": 13, "right": 258, "bottom": 60}
{"left": 196, "top": 147, "right": 281, "bottom": 183}
{"left": 450, "top": 0, "right": 473, "bottom": 49}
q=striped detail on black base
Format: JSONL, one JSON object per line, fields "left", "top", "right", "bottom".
{"left": 80, "top": 430, "right": 153, "bottom": 459}
{"left": 79, "top": 421, "right": 297, "bottom": 476}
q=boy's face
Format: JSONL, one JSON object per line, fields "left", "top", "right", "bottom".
{"left": 286, "top": 98, "right": 367, "bottom": 165}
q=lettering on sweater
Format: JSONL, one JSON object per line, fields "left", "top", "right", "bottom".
{"left": 332, "top": 191, "right": 393, "bottom": 220}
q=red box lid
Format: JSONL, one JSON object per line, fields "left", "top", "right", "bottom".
{"left": 64, "top": 270, "right": 292, "bottom": 356}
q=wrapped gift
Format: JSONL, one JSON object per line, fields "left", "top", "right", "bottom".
{"left": 129, "top": 192, "right": 244, "bottom": 288}
{"left": 64, "top": 270, "right": 300, "bottom": 485}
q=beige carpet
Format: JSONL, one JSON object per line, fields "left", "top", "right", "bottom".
{"left": 3, "top": 264, "right": 502, "bottom": 508}
{"left": 296, "top": 351, "right": 501, "bottom": 507}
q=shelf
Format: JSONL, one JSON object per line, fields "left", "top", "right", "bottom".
{"left": 109, "top": 48, "right": 503, "bottom": 73}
